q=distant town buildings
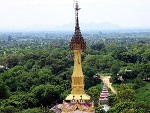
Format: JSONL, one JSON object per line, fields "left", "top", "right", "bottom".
{"left": 8, "top": 35, "right": 12, "bottom": 42}
{"left": 0, "top": 65, "right": 5, "bottom": 69}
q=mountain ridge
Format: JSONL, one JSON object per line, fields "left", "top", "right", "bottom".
{"left": 1, "top": 22, "right": 150, "bottom": 32}
{"left": 0, "top": 22, "right": 122, "bottom": 31}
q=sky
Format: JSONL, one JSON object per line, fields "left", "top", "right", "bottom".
{"left": 0, "top": 0, "right": 150, "bottom": 30}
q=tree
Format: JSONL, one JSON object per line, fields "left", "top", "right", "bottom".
{"left": 107, "top": 101, "right": 150, "bottom": 113}
{"left": 95, "top": 105, "right": 106, "bottom": 113}
{"left": 0, "top": 82, "right": 10, "bottom": 99}
{"left": 25, "top": 59, "right": 35, "bottom": 70}
{"left": 21, "top": 107, "right": 53, "bottom": 113}
{"left": 110, "top": 63, "right": 121, "bottom": 84}
{"left": 142, "top": 48, "right": 150, "bottom": 61}
{"left": 107, "top": 94, "right": 116, "bottom": 106}
{"left": 2, "top": 93, "right": 37, "bottom": 109}
{"left": 31, "top": 84, "right": 63, "bottom": 107}
{"left": 87, "top": 84, "right": 102, "bottom": 106}
{"left": 120, "top": 52, "right": 137, "bottom": 63}
{"left": 133, "top": 77, "right": 147, "bottom": 89}
{"left": 112, "top": 46, "right": 127, "bottom": 60}
{"left": 5, "top": 56, "right": 19, "bottom": 68}
{"left": 0, "top": 106, "right": 20, "bottom": 113}
{"left": 137, "top": 62, "right": 150, "bottom": 81}
{"left": 91, "top": 43, "right": 105, "bottom": 51}
{"left": 116, "top": 84, "right": 135, "bottom": 102}
{"left": 107, "top": 102, "right": 135, "bottom": 113}
{"left": 21, "top": 108, "right": 43, "bottom": 113}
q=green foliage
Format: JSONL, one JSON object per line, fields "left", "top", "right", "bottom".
{"left": 31, "top": 84, "right": 64, "bottom": 107}
{"left": 21, "top": 108, "right": 43, "bottom": 113}
{"left": 108, "top": 83, "right": 150, "bottom": 113}
{"left": 21, "top": 107, "right": 52, "bottom": 113}
{"left": 90, "top": 43, "right": 105, "bottom": 51}
{"left": 0, "top": 92, "right": 37, "bottom": 109}
{"left": 4, "top": 55, "right": 19, "bottom": 68}
{"left": 95, "top": 105, "right": 106, "bottom": 113}
{"left": 82, "top": 63, "right": 101, "bottom": 89}
{"left": 107, "top": 94, "right": 116, "bottom": 106}
{"left": 0, "top": 81, "right": 10, "bottom": 99}
{"left": 107, "top": 102, "right": 135, "bottom": 113}
{"left": 142, "top": 49, "right": 150, "bottom": 61}
{"left": 112, "top": 46, "right": 127, "bottom": 60}
{"left": 116, "top": 84, "right": 135, "bottom": 102}
{"left": 87, "top": 84, "right": 102, "bottom": 106}
{"left": 0, "top": 31, "right": 150, "bottom": 112}
{"left": 0, "top": 106, "right": 20, "bottom": 113}
{"left": 25, "top": 59, "right": 35, "bottom": 70}
{"left": 107, "top": 101, "right": 150, "bottom": 113}
{"left": 120, "top": 52, "right": 137, "bottom": 63}
{"left": 133, "top": 77, "right": 147, "bottom": 89}
{"left": 135, "top": 83, "right": 150, "bottom": 103}
{"left": 137, "top": 62, "right": 150, "bottom": 81}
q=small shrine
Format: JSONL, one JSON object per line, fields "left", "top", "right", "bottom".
{"left": 99, "top": 84, "right": 109, "bottom": 104}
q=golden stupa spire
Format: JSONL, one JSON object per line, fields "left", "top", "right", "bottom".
{"left": 65, "top": 1, "right": 90, "bottom": 101}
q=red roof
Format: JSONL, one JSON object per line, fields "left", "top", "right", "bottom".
{"left": 99, "top": 84, "right": 109, "bottom": 102}
{"left": 62, "top": 101, "right": 94, "bottom": 113}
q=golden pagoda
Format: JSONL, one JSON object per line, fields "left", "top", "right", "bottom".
{"left": 62, "top": 1, "right": 94, "bottom": 113}
{"left": 65, "top": 1, "right": 90, "bottom": 101}
{"left": 51, "top": 1, "right": 94, "bottom": 112}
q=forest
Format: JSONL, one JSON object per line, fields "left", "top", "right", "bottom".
{"left": 0, "top": 30, "right": 150, "bottom": 113}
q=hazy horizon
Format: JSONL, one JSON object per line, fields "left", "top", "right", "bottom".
{"left": 0, "top": 0, "right": 150, "bottom": 31}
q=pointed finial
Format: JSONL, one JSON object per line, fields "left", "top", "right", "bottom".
{"left": 69, "top": 0, "right": 86, "bottom": 50}
{"left": 75, "top": 1, "right": 81, "bottom": 12}
{"left": 75, "top": 1, "right": 81, "bottom": 20}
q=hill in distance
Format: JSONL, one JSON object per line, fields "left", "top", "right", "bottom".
{"left": 0, "top": 22, "right": 122, "bottom": 32}
{"left": 1, "top": 22, "right": 150, "bottom": 32}
{"left": 58, "top": 22, "right": 122, "bottom": 31}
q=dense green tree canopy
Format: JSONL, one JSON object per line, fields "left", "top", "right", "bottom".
{"left": 0, "top": 31, "right": 149, "bottom": 112}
